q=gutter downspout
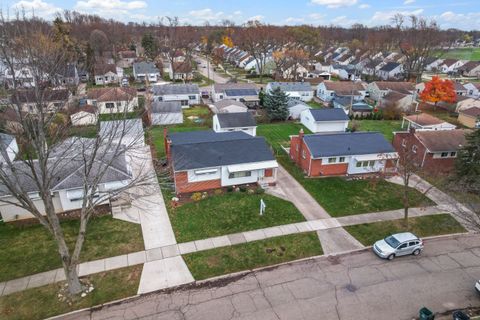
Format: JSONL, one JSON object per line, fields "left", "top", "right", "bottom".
{"left": 421, "top": 148, "right": 428, "bottom": 168}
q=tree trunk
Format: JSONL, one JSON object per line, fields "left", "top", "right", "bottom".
{"left": 403, "top": 184, "right": 410, "bottom": 229}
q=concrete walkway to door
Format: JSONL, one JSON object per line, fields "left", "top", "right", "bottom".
{"left": 267, "top": 165, "right": 364, "bottom": 254}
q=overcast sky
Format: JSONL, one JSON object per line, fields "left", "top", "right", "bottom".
{"left": 3, "top": 0, "right": 480, "bottom": 30}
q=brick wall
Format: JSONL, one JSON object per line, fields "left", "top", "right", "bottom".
{"left": 310, "top": 160, "right": 348, "bottom": 176}
{"left": 174, "top": 171, "right": 222, "bottom": 194}
{"left": 290, "top": 135, "right": 311, "bottom": 174}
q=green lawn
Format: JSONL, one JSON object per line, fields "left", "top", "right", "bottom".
{"left": 257, "top": 122, "right": 311, "bottom": 154}
{"left": 278, "top": 155, "right": 434, "bottom": 217}
{"left": 168, "top": 192, "right": 306, "bottom": 243}
{"left": 149, "top": 126, "right": 209, "bottom": 159}
{"left": 0, "top": 215, "right": 144, "bottom": 282}
{"left": 307, "top": 101, "right": 325, "bottom": 109}
{"left": 184, "top": 232, "right": 322, "bottom": 280}
{"left": 351, "top": 120, "right": 403, "bottom": 141}
{"left": 345, "top": 214, "right": 465, "bottom": 246}
{"left": 68, "top": 125, "right": 97, "bottom": 138}
{"left": 0, "top": 265, "right": 142, "bottom": 320}
{"left": 98, "top": 112, "right": 141, "bottom": 121}
{"left": 435, "top": 48, "right": 480, "bottom": 60}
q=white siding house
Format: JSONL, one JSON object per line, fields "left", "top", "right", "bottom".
{"left": 0, "top": 133, "right": 18, "bottom": 164}
{"left": 212, "top": 113, "right": 257, "bottom": 136}
{"left": 300, "top": 108, "right": 350, "bottom": 133}
{"left": 152, "top": 84, "right": 200, "bottom": 107}
{"left": 287, "top": 99, "right": 311, "bottom": 120}
{"left": 133, "top": 62, "right": 160, "bottom": 83}
{"left": 70, "top": 107, "right": 98, "bottom": 126}
{"left": 316, "top": 81, "right": 366, "bottom": 102}
{"left": 265, "top": 82, "right": 314, "bottom": 102}
{"left": 150, "top": 101, "right": 183, "bottom": 125}
{"left": 87, "top": 87, "right": 138, "bottom": 114}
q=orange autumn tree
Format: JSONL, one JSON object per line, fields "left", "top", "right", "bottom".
{"left": 420, "top": 76, "right": 456, "bottom": 110}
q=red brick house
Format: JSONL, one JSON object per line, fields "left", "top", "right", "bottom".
{"left": 289, "top": 130, "right": 397, "bottom": 177}
{"left": 392, "top": 129, "right": 470, "bottom": 174}
{"left": 165, "top": 130, "right": 278, "bottom": 194}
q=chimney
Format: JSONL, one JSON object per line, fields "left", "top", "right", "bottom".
{"left": 297, "top": 128, "right": 304, "bottom": 164}
{"left": 409, "top": 126, "right": 416, "bottom": 134}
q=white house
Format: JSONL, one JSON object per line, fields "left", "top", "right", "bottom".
{"left": 94, "top": 63, "right": 121, "bottom": 85}
{"left": 439, "top": 59, "right": 466, "bottom": 73}
{"left": 265, "top": 82, "right": 314, "bottom": 102}
{"left": 300, "top": 108, "right": 350, "bottom": 133}
{"left": 87, "top": 87, "right": 138, "bottom": 114}
{"left": 0, "top": 133, "right": 18, "bottom": 164}
{"left": 213, "top": 112, "right": 257, "bottom": 136}
{"left": 287, "top": 99, "right": 311, "bottom": 120}
{"left": 464, "top": 82, "right": 480, "bottom": 98}
{"left": 212, "top": 83, "right": 259, "bottom": 107}
{"left": 454, "top": 96, "right": 480, "bottom": 112}
{"left": 401, "top": 113, "right": 456, "bottom": 131}
{"left": 117, "top": 50, "right": 137, "bottom": 68}
{"left": 367, "top": 81, "right": 415, "bottom": 102}
{"left": 381, "top": 91, "right": 415, "bottom": 112}
{"left": 425, "top": 58, "right": 444, "bottom": 71}
{"left": 166, "top": 131, "right": 278, "bottom": 194}
{"left": 70, "top": 106, "right": 98, "bottom": 126}
{"left": 317, "top": 81, "right": 366, "bottom": 102}
{"left": 150, "top": 101, "right": 183, "bottom": 125}
{"left": 378, "top": 62, "right": 403, "bottom": 80}
{"left": 99, "top": 119, "right": 145, "bottom": 147}
{"left": 0, "top": 138, "right": 132, "bottom": 222}
{"left": 212, "top": 100, "right": 249, "bottom": 114}
{"left": 3, "top": 66, "right": 36, "bottom": 88}
{"left": 152, "top": 84, "right": 200, "bottom": 108}
{"left": 458, "top": 61, "right": 480, "bottom": 77}
{"left": 133, "top": 62, "right": 160, "bottom": 83}
{"left": 12, "top": 88, "right": 71, "bottom": 114}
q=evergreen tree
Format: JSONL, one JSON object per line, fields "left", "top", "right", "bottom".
{"left": 455, "top": 129, "right": 480, "bottom": 193}
{"left": 141, "top": 33, "right": 157, "bottom": 59}
{"left": 263, "top": 87, "right": 289, "bottom": 121}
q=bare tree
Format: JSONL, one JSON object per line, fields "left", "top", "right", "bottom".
{"left": 0, "top": 14, "right": 155, "bottom": 296}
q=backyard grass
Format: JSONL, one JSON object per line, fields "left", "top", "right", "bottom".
{"left": 149, "top": 126, "right": 209, "bottom": 158}
{"left": 435, "top": 48, "right": 480, "bottom": 60}
{"left": 350, "top": 120, "right": 403, "bottom": 141}
{"left": 345, "top": 214, "right": 466, "bottom": 246}
{"left": 68, "top": 125, "right": 97, "bottom": 138}
{"left": 278, "top": 155, "right": 434, "bottom": 217}
{"left": 257, "top": 122, "right": 311, "bottom": 154}
{"left": 307, "top": 101, "right": 325, "bottom": 109}
{"left": 183, "top": 232, "right": 322, "bottom": 280}
{"left": 168, "top": 192, "right": 306, "bottom": 243}
{"left": 98, "top": 112, "right": 142, "bottom": 121}
{"left": 0, "top": 215, "right": 144, "bottom": 282}
{"left": 0, "top": 265, "right": 142, "bottom": 320}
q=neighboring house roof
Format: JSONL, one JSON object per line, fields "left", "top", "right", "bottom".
{"left": 87, "top": 87, "right": 137, "bottom": 102}
{"left": 0, "top": 132, "right": 14, "bottom": 147}
{"left": 99, "top": 119, "right": 144, "bottom": 142}
{"left": 133, "top": 61, "right": 160, "bottom": 75}
{"left": 287, "top": 99, "right": 310, "bottom": 108}
{"left": 268, "top": 82, "right": 312, "bottom": 92}
{"left": 307, "top": 108, "right": 350, "bottom": 122}
{"left": 172, "top": 62, "right": 192, "bottom": 73}
{"left": 415, "top": 129, "right": 469, "bottom": 152}
{"left": 460, "top": 107, "right": 480, "bottom": 117}
{"left": 214, "top": 83, "right": 258, "bottom": 92}
{"left": 323, "top": 81, "right": 364, "bottom": 96}
{"left": 70, "top": 105, "right": 97, "bottom": 115}
{"left": 119, "top": 50, "right": 136, "bottom": 59}
{"left": 458, "top": 61, "right": 480, "bottom": 72}
{"left": 12, "top": 89, "right": 70, "bottom": 104}
{"left": 152, "top": 84, "right": 200, "bottom": 95}
{"left": 373, "top": 81, "right": 415, "bottom": 94}
{"left": 454, "top": 82, "right": 467, "bottom": 91}
{"left": 379, "top": 62, "right": 401, "bottom": 72}
{"left": 94, "top": 63, "right": 117, "bottom": 75}
{"left": 441, "top": 59, "right": 458, "bottom": 67}
{"left": 213, "top": 99, "right": 248, "bottom": 111}
{"left": 303, "top": 132, "right": 395, "bottom": 158}
{"left": 404, "top": 113, "right": 446, "bottom": 126}
{"left": 351, "top": 102, "right": 373, "bottom": 111}
{"left": 216, "top": 112, "right": 256, "bottom": 128}
{"left": 169, "top": 131, "right": 275, "bottom": 171}
{"left": 151, "top": 101, "right": 182, "bottom": 113}
{"left": 382, "top": 91, "right": 408, "bottom": 102}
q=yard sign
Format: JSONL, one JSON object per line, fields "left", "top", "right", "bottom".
{"left": 260, "top": 198, "right": 266, "bottom": 216}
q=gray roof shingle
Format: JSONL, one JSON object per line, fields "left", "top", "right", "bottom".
{"left": 303, "top": 132, "right": 395, "bottom": 158}
{"left": 151, "top": 101, "right": 182, "bottom": 113}
{"left": 152, "top": 84, "right": 200, "bottom": 96}
{"left": 216, "top": 112, "right": 256, "bottom": 128}
{"left": 268, "top": 82, "right": 312, "bottom": 92}
{"left": 308, "top": 108, "right": 350, "bottom": 122}
{"left": 133, "top": 61, "right": 159, "bottom": 75}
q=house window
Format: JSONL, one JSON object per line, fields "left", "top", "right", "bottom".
{"left": 194, "top": 169, "right": 218, "bottom": 176}
{"left": 302, "top": 150, "right": 306, "bottom": 159}
{"left": 356, "top": 161, "right": 375, "bottom": 168}
{"left": 440, "top": 152, "right": 448, "bottom": 158}
{"left": 116, "top": 102, "right": 122, "bottom": 107}
{"left": 229, "top": 171, "right": 252, "bottom": 179}
{"left": 105, "top": 102, "right": 115, "bottom": 109}
{"left": 450, "top": 152, "right": 456, "bottom": 157}
{"left": 66, "top": 189, "right": 84, "bottom": 202}
{"left": 339, "top": 157, "right": 346, "bottom": 163}
{"left": 188, "top": 95, "right": 196, "bottom": 100}
{"left": 219, "top": 95, "right": 224, "bottom": 99}
{"left": 369, "top": 160, "right": 375, "bottom": 167}
{"left": 401, "top": 139, "right": 406, "bottom": 147}
{"left": 28, "top": 192, "right": 41, "bottom": 200}
{"left": 180, "top": 100, "right": 189, "bottom": 106}
{"left": 158, "top": 97, "right": 163, "bottom": 102}
{"left": 412, "top": 145, "right": 418, "bottom": 153}
{"left": 328, "top": 157, "right": 337, "bottom": 164}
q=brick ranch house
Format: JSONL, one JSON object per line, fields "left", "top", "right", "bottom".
{"left": 289, "top": 130, "right": 397, "bottom": 177}
{"left": 392, "top": 128, "right": 470, "bottom": 175}
{"left": 164, "top": 130, "right": 278, "bottom": 194}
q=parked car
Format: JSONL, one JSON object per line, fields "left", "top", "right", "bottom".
{"left": 373, "top": 232, "right": 424, "bottom": 260}
{"left": 453, "top": 310, "right": 470, "bottom": 320}
{"left": 475, "top": 280, "right": 480, "bottom": 293}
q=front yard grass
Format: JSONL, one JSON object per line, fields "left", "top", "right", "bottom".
{"left": 0, "top": 265, "right": 142, "bottom": 320}
{"left": 0, "top": 215, "right": 144, "bottom": 282}
{"left": 168, "top": 192, "right": 306, "bottom": 243}
{"left": 257, "top": 122, "right": 311, "bottom": 154}
{"left": 278, "top": 155, "right": 434, "bottom": 217}
{"left": 184, "top": 232, "right": 322, "bottom": 280}
{"left": 350, "top": 120, "right": 403, "bottom": 141}
{"left": 345, "top": 214, "right": 466, "bottom": 246}
{"left": 149, "top": 125, "right": 209, "bottom": 159}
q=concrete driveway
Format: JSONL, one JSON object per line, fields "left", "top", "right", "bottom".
{"left": 61, "top": 234, "right": 480, "bottom": 320}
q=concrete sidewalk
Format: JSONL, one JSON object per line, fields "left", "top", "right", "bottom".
{"left": 0, "top": 205, "right": 447, "bottom": 297}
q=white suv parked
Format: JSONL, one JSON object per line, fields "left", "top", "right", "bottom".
{"left": 373, "top": 232, "right": 424, "bottom": 260}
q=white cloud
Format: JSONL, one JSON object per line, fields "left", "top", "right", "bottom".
{"left": 330, "top": 15, "right": 355, "bottom": 26}
{"left": 359, "top": 4, "right": 370, "bottom": 9}
{"left": 182, "top": 8, "right": 243, "bottom": 25}
{"left": 311, "top": 0, "right": 358, "bottom": 8}
{"left": 309, "top": 13, "right": 326, "bottom": 22}
{"left": 404, "top": 0, "right": 415, "bottom": 4}
{"left": 11, "top": 0, "right": 61, "bottom": 18}
{"left": 247, "top": 15, "right": 264, "bottom": 22}
{"left": 285, "top": 17, "right": 305, "bottom": 24}
{"left": 436, "top": 11, "right": 480, "bottom": 30}
{"left": 369, "top": 8, "right": 424, "bottom": 24}
{"left": 74, "top": 0, "right": 149, "bottom": 20}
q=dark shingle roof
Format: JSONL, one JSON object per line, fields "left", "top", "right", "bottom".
{"left": 308, "top": 108, "right": 350, "bottom": 122}
{"left": 151, "top": 101, "right": 182, "bottom": 113}
{"left": 152, "top": 84, "right": 199, "bottom": 95}
{"left": 268, "top": 82, "right": 312, "bottom": 92}
{"left": 169, "top": 131, "right": 274, "bottom": 171}
{"left": 303, "top": 132, "right": 395, "bottom": 158}
{"left": 216, "top": 112, "right": 256, "bottom": 128}
{"left": 415, "top": 129, "right": 470, "bottom": 152}
{"left": 0, "top": 132, "right": 15, "bottom": 146}
{"left": 133, "top": 62, "right": 159, "bottom": 75}
{"left": 379, "top": 62, "right": 401, "bottom": 72}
